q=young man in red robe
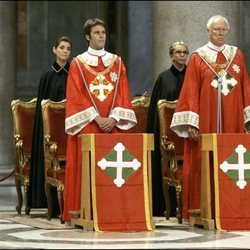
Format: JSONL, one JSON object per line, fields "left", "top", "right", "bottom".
{"left": 170, "top": 15, "right": 250, "bottom": 220}
{"left": 63, "top": 18, "right": 137, "bottom": 222}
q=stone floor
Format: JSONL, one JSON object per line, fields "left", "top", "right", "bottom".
{"left": 0, "top": 184, "right": 250, "bottom": 249}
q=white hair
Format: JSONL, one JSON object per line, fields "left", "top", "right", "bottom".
{"left": 206, "top": 15, "right": 230, "bottom": 30}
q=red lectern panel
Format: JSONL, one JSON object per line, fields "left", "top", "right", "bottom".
{"left": 190, "top": 133, "right": 250, "bottom": 230}
{"left": 71, "top": 133, "right": 155, "bottom": 232}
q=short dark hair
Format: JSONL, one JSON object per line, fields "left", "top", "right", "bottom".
{"left": 83, "top": 18, "right": 106, "bottom": 37}
{"left": 53, "top": 36, "right": 72, "bottom": 49}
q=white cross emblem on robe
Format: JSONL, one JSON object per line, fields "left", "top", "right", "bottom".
{"left": 89, "top": 75, "right": 114, "bottom": 101}
{"left": 220, "top": 144, "right": 250, "bottom": 189}
{"left": 232, "top": 64, "right": 240, "bottom": 74}
{"left": 211, "top": 71, "right": 237, "bottom": 96}
{"left": 97, "top": 142, "right": 141, "bottom": 187}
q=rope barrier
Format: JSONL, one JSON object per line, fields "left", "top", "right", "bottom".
{"left": 0, "top": 169, "right": 15, "bottom": 182}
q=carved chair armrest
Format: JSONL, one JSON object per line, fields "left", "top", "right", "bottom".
{"left": 45, "top": 138, "right": 66, "bottom": 172}
{"left": 161, "top": 135, "right": 175, "bottom": 152}
{"left": 16, "top": 139, "right": 26, "bottom": 168}
{"left": 50, "top": 143, "right": 60, "bottom": 171}
{"left": 44, "top": 134, "right": 58, "bottom": 169}
{"left": 161, "top": 135, "right": 178, "bottom": 179}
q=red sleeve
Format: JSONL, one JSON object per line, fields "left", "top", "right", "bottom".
{"left": 176, "top": 53, "right": 202, "bottom": 114}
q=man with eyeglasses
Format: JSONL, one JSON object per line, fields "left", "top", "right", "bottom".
{"left": 146, "top": 41, "right": 189, "bottom": 218}
{"left": 170, "top": 15, "right": 250, "bottom": 221}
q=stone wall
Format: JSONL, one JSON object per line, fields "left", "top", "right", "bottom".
{"left": 152, "top": 1, "right": 241, "bottom": 83}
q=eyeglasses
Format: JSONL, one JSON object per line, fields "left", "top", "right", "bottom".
{"left": 173, "top": 50, "right": 189, "bottom": 55}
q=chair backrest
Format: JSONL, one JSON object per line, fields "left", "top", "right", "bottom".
{"left": 127, "top": 93, "right": 150, "bottom": 133}
{"left": 41, "top": 99, "right": 67, "bottom": 157}
{"left": 157, "top": 99, "right": 184, "bottom": 158}
{"left": 11, "top": 98, "right": 37, "bottom": 158}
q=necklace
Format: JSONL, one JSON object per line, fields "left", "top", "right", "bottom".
{"left": 79, "top": 55, "right": 116, "bottom": 102}
{"left": 197, "top": 46, "right": 237, "bottom": 96}
{"left": 199, "top": 46, "right": 234, "bottom": 71}
{"left": 82, "top": 54, "right": 116, "bottom": 76}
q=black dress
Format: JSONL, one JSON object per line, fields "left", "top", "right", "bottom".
{"left": 28, "top": 61, "right": 70, "bottom": 216}
{"left": 146, "top": 64, "right": 186, "bottom": 217}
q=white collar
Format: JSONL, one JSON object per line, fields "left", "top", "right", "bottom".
{"left": 87, "top": 47, "right": 106, "bottom": 57}
{"left": 196, "top": 42, "right": 237, "bottom": 63}
{"left": 207, "top": 41, "right": 225, "bottom": 52}
{"left": 76, "top": 47, "right": 116, "bottom": 67}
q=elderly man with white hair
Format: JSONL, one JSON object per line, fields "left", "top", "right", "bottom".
{"left": 170, "top": 15, "right": 250, "bottom": 220}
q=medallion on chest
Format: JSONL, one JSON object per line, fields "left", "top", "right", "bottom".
{"left": 211, "top": 69, "right": 237, "bottom": 96}
{"left": 89, "top": 74, "right": 114, "bottom": 102}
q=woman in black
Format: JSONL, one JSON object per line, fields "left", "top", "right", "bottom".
{"left": 146, "top": 41, "right": 189, "bottom": 217}
{"left": 28, "top": 36, "right": 72, "bottom": 217}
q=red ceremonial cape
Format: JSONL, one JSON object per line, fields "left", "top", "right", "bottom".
{"left": 63, "top": 56, "right": 135, "bottom": 222}
{"left": 177, "top": 50, "right": 250, "bottom": 219}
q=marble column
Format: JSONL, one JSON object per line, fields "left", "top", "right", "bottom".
{"left": 128, "top": 1, "right": 153, "bottom": 97}
{"left": 239, "top": 1, "right": 250, "bottom": 72}
{"left": 152, "top": 1, "right": 240, "bottom": 83}
{"left": 0, "top": 2, "right": 17, "bottom": 172}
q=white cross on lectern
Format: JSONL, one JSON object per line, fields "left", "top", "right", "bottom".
{"left": 97, "top": 142, "right": 141, "bottom": 187}
{"left": 220, "top": 144, "right": 250, "bottom": 189}
{"left": 89, "top": 75, "right": 114, "bottom": 101}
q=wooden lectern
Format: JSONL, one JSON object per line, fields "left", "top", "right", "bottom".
{"left": 70, "top": 133, "right": 154, "bottom": 231}
{"left": 189, "top": 133, "right": 215, "bottom": 230}
{"left": 189, "top": 133, "right": 250, "bottom": 231}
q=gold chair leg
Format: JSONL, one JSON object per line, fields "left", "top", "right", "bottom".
{"left": 23, "top": 177, "right": 30, "bottom": 215}
{"left": 176, "top": 184, "right": 182, "bottom": 224}
{"left": 162, "top": 180, "right": 171, "bottom": 220}
{"left": 57, "top": 184, "right": 65, "bottom": 224}
{"left": 45, "top": 182, "right": 52, "bottom": 221}
{"left": 15, "top": 174, "right": 22, "bottom": 214}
